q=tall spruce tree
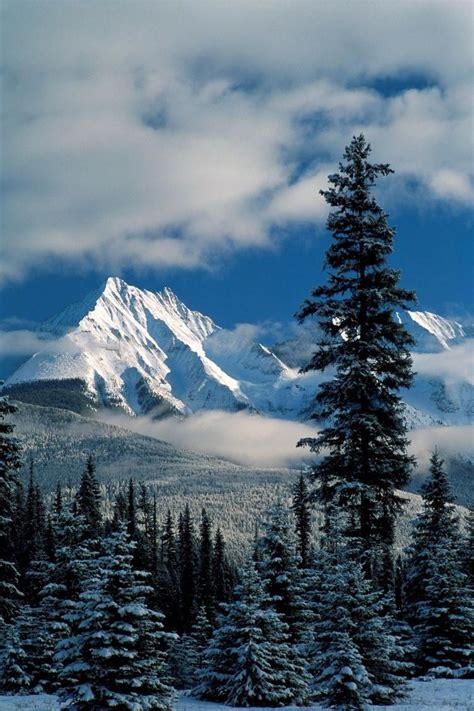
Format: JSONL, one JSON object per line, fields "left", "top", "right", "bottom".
{"left": 212, "top": 526, "right": 233, "bottom": 605}
{"left": 158, "top": 509, "right": 181, "bottom": 631}
{"left": 291, "top": 473, "right": 312, "bottom": 568}
{"left": 75, "top": 455, "right": 102, "bottom": 537}
{"left": 297, "top": 135, "right": 416, "bottom": 583}
{"left": 0, "top": 395, "right": 22, "bottom": 626}
{"left": 179, "top": 504, "right": 197, "bottom": 631}
{"left": 198, "top": 508, "right": 214, "bottom": 619}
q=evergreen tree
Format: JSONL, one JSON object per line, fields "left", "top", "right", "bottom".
{"left": 127, "top": 477, "right": 137, "bottom": 538}
{"left": 212, "top": 526, "right": 233, "bottom": 605}
{"left": 53, "top": 481, "right": 63, "bottom": 515}
{"left": 291, "top": 472, "right": 312, "bottom": 568}
{"left": 193, "top": 560, "right": 310, "bottom": 706}
{"left": 309, "top": 520, "right": 409, "bottom": 705}
{"left": 255, "top": 503, "right": 311, "bottom": 647}
{"left": 0, "top": 625, "right": 31, "bottom": 694}
{"left": 405, "top": 452, "right": 474, "bottom": 677}
{"left": 168, "top": 607, "right": 212, "bottom": 690}
{"left": 75, "top": 454, "right": 102, "bottom": 537}
{"left": 56, "top": 525, "right": 174, "bottom": 710}
{"left": 157, "top": 509, "right": 181, "bottom": 631}
{"left": 198, "top": 508, "right": 214, "bottom": 618}
{"left": 463, "top": 507, "right": 474, "bottom": 586}
{"left": 179, "top": 504, "right": 197, "bottom": 631}
{"left": 296, "top": 135, "right": 416, "bottom": 582}
{"left": 313, "top": 626, "right": 371, "bottom": 711}
{"left": 0, "top": 395, "right": 22, "bottom": 626}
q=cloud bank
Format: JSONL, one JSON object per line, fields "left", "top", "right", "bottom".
{"left": 413, "top": 340, "right": 474, "bottom": 386}
{"left": 2, "top": 0, "right": 473, "bottom": 284}
{"left": 100, "top": 410, "right": 318, "bottom": 469}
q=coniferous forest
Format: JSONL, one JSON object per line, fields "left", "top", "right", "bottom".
{"left": 0, "top": 137, "right": 473, "bottom": 709}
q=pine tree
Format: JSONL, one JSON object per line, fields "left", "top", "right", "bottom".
{"left": 193, "top": 560, "right": 310, "bottom": 706}
{"left": 212, "top": 526, "right": 233, "bottom": 606}
{"left": 168, "top": 606, "right": 212, "bottom": 690}
{"left": 179, "top": 504, "right": 197, "bottom": 631}
{"left": 75, "top": 454, "right": 102, "bottom": 537}
{"left": 56, "top": 525, "right": 174, "bottom": 710}
{"left": 0, "top": 625, "right": 31, "bottom": 694}
{"left": 309, "top": 518, "right": 409, "bottom": 706}
{"left": 255, "top": 503, "right": 312, "bottom": 647}
{"left": 158, "top": 509, "right": 181, "bottom": 631}
{"left": 198, "top": 508, "right": 214, "bottom": 619}
{"left": 291, "top": 473, "right": 312, "bottom": 568}
{"left": 405, "top": 452, "right": 474, "bottom": 677}
{"left": 313, "top": 626, "right": 371, "bottom": 711}
{"left": 0, "top": 395, "right": 22, "bottom": 626}
{"left": 463, "top": 507, "right": 474, "bottom": 586}
{"left": 296, "top": 134, "right": 416, "bottom": 583}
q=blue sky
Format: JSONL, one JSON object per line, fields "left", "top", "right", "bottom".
{"left": 1, "top": 0, "right": 473, "bottom": 372}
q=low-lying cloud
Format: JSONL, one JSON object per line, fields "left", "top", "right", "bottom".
{"left": 99, "top": 410, "right": 318, "bottom": 469}
{"left": 408, "top": 424, "right": 474, "bottom": 469}
{"left": 413, "top": 340, "right": 474, "bottom": 385}
{"left": 0, "top": 329, "right": 56, "bottom": 357}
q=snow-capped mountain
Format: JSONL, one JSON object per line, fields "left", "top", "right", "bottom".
{"left": 4, "top": 277, "right": 473, "bottom": 426}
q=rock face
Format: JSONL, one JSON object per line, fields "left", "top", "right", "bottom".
{"left": 4, "top": 277, "right": 473, "bottom": 426}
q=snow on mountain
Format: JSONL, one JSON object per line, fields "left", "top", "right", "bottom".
{"left": 399, "top": 310, "right": 466, "bottom": 351}
{"left": 4, "top": 277, "right": 473, "bottom": 426}
{"left": 6, "top": 277, "right": 249, "bottom": 417}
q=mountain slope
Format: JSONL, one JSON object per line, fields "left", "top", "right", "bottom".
{"left": 4, "top": 277, "right": 473, "bottom": 426}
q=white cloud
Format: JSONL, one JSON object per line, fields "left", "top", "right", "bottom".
{"left": 413, "top": 340, "right": 474, "bottom": 385}
{"left": 100, "top": 410, "right": 317, "bottom": 468}
{"left": 409, "top": 425, "right": 474, "bottom": 469}
{"left": 0, "top": 330, "right": 56, "bottom": 357}
{"left": 1, "top": 0, "right": 472, "bottom": 283}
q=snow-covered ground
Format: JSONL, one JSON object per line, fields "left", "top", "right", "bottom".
{"left": 1, "top": 680, "right": 473, "bottom": 710}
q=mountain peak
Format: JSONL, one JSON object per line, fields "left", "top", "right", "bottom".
{"left": 103, "top": 276, "right": 129, "bottom": 291}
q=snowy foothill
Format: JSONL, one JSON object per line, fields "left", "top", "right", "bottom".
{"left": 0, "top": 680, "right": 473, "bottom": 710}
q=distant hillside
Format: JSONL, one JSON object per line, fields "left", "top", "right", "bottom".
{"left": 9, "top": 401, "right": 471, "bottom": 560}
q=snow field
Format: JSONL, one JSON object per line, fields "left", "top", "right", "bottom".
{"left": 1, "top": 681, "right": 473, "bottom": 710}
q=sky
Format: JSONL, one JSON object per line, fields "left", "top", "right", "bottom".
{"left": 1, "top": 0, "right": 473, "bottom": 369}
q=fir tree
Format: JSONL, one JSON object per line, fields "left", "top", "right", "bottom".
{"left": 179, "top": 504, "right": 197, "bottom": 631}
{"left": 75, "top": 454, "right": 102, "bottom": 537}
{"left": 198, "top": 508, "right": 214, "bottom": 619}
{"left": 291, "top": 472, "right": 312, "bottom": 568}
{"left": 53, "top": 481, "right": 63, "bottom": 515}
{"left": 313, "top": 626, "right": 371, "bottom": 711}
{"left": 296, "top": 135, "right": 416, "bottom": 583}
{"left": 127, "top": 477, "right": 137, "bottom": 538}
{"left": 309, "top": 519, "right": 409, "bottom": 706}
{"left": 212, "top": 526, "right": 233, "bottom": 605}
{"left": 255, "top": 503, "right": 312, "bottom": 647}
{"left": 157, "top": 509, "right": 181, "bottom": 631}
{"left": 56, "top": 525, "right": 174, "bottom": 710}
{"left": 405, "top": 452, "right": 474, "bottom": 677}
{"left": 0, "top": 625, "right": 31, "bottom": 694}
{"left": 193, "top": 560, "right": 310, "bottom": 707}
{"left": 0, "top": 395, "right": 22, "bottom": 626}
